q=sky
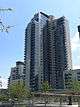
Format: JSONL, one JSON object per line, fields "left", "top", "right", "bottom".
{"left": 0, "top": 0, "right": 80, "bottom": 88}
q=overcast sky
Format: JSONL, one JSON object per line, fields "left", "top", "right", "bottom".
{"left": 0, "top": 0, "right": 80, "bottom": 88}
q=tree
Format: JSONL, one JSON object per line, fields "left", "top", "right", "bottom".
{"left": 41, "top": 81, "right": 51, "bottom": 92}
{"left": 8, "top": 82, "right": 29, "bottom": 101}
{"left": 72, "top": 81, "right": 80, "bottom": 93}
{"left": 0, "top": 94, "right": 9, "bottom": 102}
{"left": 0, "top": 8, "right": 13, "bottom": 33}
{"left": 67, "top": 80, "right": 80, "bottom": 105}
{"left": 71, "top": 81, "right": 80, "bottom": 105}
{"left": 41, "top": 81, "right": 52, "bottom": 107}
{"left": 0, "top": 89, "right": 9, "bottom": 102}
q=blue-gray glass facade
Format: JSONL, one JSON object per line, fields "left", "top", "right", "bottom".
{"left": 43, "top": 16, "right": 72, "bottom": 89}
{"left": 24, "top": 12, "right": 49, "bottom": 91}
{"left": 24, "top": 12, "right": 72, "bottom": 91}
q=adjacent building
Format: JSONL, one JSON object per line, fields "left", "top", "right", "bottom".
{"left": 9, "top": 61, "right": 25, "bottom": 85}
{"left": 24, "top": 12, "right": 72, "bottom": 91}
{"left": 43, "top": 16, "right": 72, "bottom": 89}
{"left": 63, "top": 69, "right": 73, "bottom": 89}
{"left": 63, "top": 69, "right": 80, "bottom": 89}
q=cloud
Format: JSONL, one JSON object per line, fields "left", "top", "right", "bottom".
{"left": 71, "top": 32, "right": 80, "bottom": 69}
{"left": 71, "top": 32, "right": 80, "bottom": 51}
{"left": 73, "top": 65, "right": 80, "bottom": 69}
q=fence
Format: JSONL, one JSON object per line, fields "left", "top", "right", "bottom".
{"left": 0, "top": 93, "right": 80, "bottom": 107}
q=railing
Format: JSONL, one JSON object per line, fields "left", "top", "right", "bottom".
{"left": 1, "top": 92, "right": 80, "bottom": 107}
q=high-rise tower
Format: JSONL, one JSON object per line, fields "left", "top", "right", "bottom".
{"left": 24, "top": 12, "right": 49, "bottom": 91}
{"left": 43, "top": 16, "right": 72, "bottom": 89}
{"left": 24, "top": 12, "right": 72, "bottom": 91}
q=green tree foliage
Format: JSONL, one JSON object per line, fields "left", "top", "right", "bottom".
{"left": 0, "top": 89, "right": 9, "bottom": 101}
{"left": 0, "top": 94, "right": 9, "bottom": 101}
{"left": 41, "top": 81, "right": 51, "bottom": 92}
{"left": 8, "top": 82, "right": 29, "bottom": 101}
{"left": 41, "top": 81, "right": 52, "bottom": 106}
{"left": 72, "top": 81, "right": 80, "bottom": 93}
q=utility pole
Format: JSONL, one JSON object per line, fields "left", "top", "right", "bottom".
{"left": 0, "top": 8, "right": 13, "bottom": 33}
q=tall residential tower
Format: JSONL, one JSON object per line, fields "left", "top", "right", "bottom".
{"left": 24, "top": 12, "right": 72, "bottom": 91}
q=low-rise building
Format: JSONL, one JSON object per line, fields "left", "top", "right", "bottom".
{"left": 74, "top": 69, "right": 80, "bottom": 81}
{"left": 8, "top": 61, "right": 25, "bottom": 86}
{"left": 63, "top": 69, "right": 80, "bottom": 89}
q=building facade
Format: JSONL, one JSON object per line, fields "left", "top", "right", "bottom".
{"left": 63, "top": 69, "right": 80, "bottom": 89}
{"left": 9, "top": 61, "right": 25, "bottom": 85}
{"left": 43, "top": 16, "right": 72, "bottom": 89}
{"left": 63, "top": 69, "right": 73, "bottom": 89}
{"left": 24, "top": 12, "right": 49, "bottom": 91}
{"left": 24, "top": 12, "right": 72, "bottom": 91}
